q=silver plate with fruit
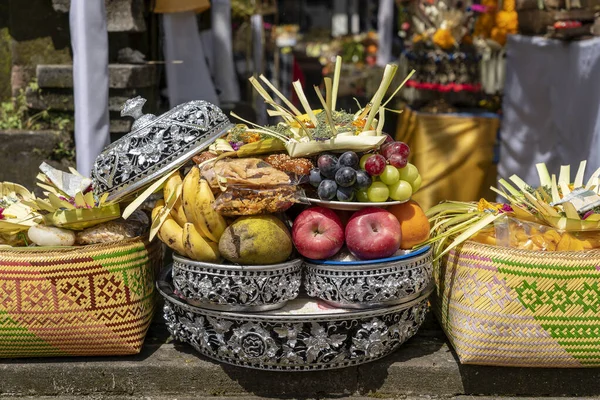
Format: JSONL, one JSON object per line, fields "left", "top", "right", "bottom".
{"left": 159, "top": 266, "right": 432, "bottom": 371}
{"left": 303, "top": 246, "right": 433, "bottom": 309}
{"left": 172, "top": 254, "right": 303, "bottom": 312}
{"left": 305, "top": 197, "right": 407, "bottom": 211}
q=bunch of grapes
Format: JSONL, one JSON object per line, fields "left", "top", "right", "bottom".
{"left": 359, "top": 140, "right": 422, "bottom": 202}
{"left": 310, "top": 152, "right": 372, "bottom": 202}
{"left": 309, "top": 138, "right": 422, "bottom": 203}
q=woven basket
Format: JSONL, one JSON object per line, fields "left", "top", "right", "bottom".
{"left": 0, "top": 237, "right": 162, "bottom": 358}
{"left": 432, "top": 240, "right": 600, "bottom": 367}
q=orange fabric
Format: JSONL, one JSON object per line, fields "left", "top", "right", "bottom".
{"left": 153, "top": 0, "right": 211, "bottom": 14}
{"left": 395, "top": 107, "right": 499, "bottom": 211}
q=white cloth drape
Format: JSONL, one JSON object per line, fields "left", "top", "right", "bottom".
{"left": 163, "top": 11, "right": 220, "bottom": 107}
{"left": 376, "top": 0, "right": 394, "bottom": 67}
{"left": 211, "top": 0, "right": 240, "bottom": 103}
{"left": 70, "top": 0, "right": 111, "bottom": 176}
{"left": 498, "top": 35, "right": 600, "bottom": 186}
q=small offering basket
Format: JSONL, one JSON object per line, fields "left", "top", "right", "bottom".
{"left": 303, "top": 246, "right": 433, "bottom": 309}
{"left": 172, "top": 253, "right": 303, "bottom": 312}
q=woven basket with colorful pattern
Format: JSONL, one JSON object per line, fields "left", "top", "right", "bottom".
{"left": 432, "top": 240, "right": 600, "bottom": 367}
{"left": 0, "top": 237, "right": 162, "bottom": 358}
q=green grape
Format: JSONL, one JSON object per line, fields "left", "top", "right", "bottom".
{"left": 398, "top": 163, "right": 419, "bottom": 184}
{"left": 367, "top": 182, "right": 390, "bottom": 202}
{"left": 389, "top": 180, "right": 413, "bottom": 201}
{"left": 411, "top": 174, "right": 422, "bottom": 193}
{"left": 356, "top": 188, "right": 370, "bottom": 202}
{"left": 380, "top": 165, "right": 400, "bottom": 185}
{"left": 359, "top": 153, "right": 372, "bottom": 170}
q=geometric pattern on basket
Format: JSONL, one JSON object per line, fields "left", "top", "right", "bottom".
{"left": 514, "top": 281, "right": 600, "bottom": 314}
{"left": 0, "top": 238, "right": 161, "bottom": 358}
{"left": 433, "top": 241, "right": 600, "bottom": 367}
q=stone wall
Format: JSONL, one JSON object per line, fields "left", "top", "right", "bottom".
{"left": 0, "top": 0, "right": 158, "bottom": 187}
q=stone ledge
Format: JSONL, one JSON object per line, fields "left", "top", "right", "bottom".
{"left": 1, "top": 316, "right": 600, "bottom": 398}
{"left": 25, "top": 88, "right": 132, "bottom": 112}
{"left": 37, "top": 64, "right": 157, "bottom": 89}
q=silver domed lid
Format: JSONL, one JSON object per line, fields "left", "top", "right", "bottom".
{"left": 92, "top": 97, "right": 232, "bottom": 202}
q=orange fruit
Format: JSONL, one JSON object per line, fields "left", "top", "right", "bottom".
{"left": 387, "top": 200, "right": 430, "bottom": 249}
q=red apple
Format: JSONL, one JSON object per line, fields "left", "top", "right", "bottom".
{"left": 345, "top": 207, "right": 401, "bottom": 260}
{"left": 292, "top": 207, "right": 344, "bottom": 260}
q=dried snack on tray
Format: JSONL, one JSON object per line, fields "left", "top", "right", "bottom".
{"left": 213, "top": 185, "right": 307, "bottom": 216}
{"left": 263, "top": 154, "right": 314, "bottom": 176}
{"left": 201, "top": 158, "right": 292, "bottom": 189}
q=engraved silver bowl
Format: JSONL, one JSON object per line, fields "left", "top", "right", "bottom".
{"left": 92, "top": 97, "right": 232, "bottom": 202}
{"left": 171, "top": 253, "right": 303, "bottom": 312}
{"left": 303, "top": 246, "right": 433, "bottom": 309}
{"left": 158, "top": 266, "right": 432, "bottom": 371}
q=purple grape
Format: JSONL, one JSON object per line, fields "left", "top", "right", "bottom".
{"left": 336, "top": 186, "right": 355, "bottom": 202}
{"left": 317, "top": 180, "right": 337, "bottom": 200}
{"left": 339, "top": 151, "right": 359, "bottom": 169}
{"left": 317, "top": 154, "right": 340, "bottom": 179}
{"left": 309, "top": 168, "right": 323, "bottom": 188}
{"left": 335, "top": 167, "right": 357, "bottom": 187}
{"left": 355, "top": 170, "right": 372, "bottom": 189}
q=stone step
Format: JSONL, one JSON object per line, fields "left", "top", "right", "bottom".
{"left": 25, "top": 87, "right": 155, "bottom": 113}
{"left": 51, "top": 0, "right": 146, "bottom": 32}
{"left": 36, "top": 64, "right": 157, "bottom": 90}
{"left": 0, "top": 397, "right": 596, "bottom": 400}
{"left": 1, "top": 314, "right": 600, "bottom": 398}
{"left": 25, "top": 89, "right": 131, "bottom": 113}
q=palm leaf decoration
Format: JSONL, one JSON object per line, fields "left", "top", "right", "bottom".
{"left": 226, "top": 57, "right": 416, "bottom": 157}
{"left": 425, "top": 160, "right": 600, "bottom": 261}
{"left": 24, "top": 164, "right": 120, "bottom": 231}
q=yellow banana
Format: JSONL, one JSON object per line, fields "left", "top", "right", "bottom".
{"left": 196, "top": 179, "right": 227, "bottom": 241}
{"left": 182, "top": 222, "right": 220, "bottom": 262}
{"left": 164, "top": 171, "right": 183, "bottom": 202}
{"left": 158, "top": 214, "right": 186, "bottom": 256}
{"left": 171, "top": 199, "right": 188, "bottom": 227}
{"left": 182, "top": 166, "right": 201, "bottom": 224}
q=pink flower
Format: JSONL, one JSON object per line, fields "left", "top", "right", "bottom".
{"left": 500, "top": 204, "right": 514, "bottom": 213}
{"left": 583, "top": 210, "right": 594, "bottom": 220}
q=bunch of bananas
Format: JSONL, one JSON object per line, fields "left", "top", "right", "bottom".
{"left": 152, "top": 167, "right": 228, "bottom": 262}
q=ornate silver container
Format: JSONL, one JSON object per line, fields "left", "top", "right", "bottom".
{"left": 304, "top": 246, "right": 433, "bottom": 309}
{"left": 158, "top": 267, "right": 432, "bottom": 371}
{"left": 92, "top": 97, "right": 232, "bottom": 202}
{"left": 172, "top": 254, "right": 303, "bottom": 312}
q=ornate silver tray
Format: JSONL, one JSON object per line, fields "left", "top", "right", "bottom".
{"left": 172, "top": 254, "right": 303, "bottom": 312}
{"left": 304, "top": 246, "right": 433, "bottom": 309}
{"left": 92, "top": 97, "right": 232, "bottom": 202}
{"left": 158, "top": 267, "right": 432, "bottom": 371}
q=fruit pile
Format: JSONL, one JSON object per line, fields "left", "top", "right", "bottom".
{"left": 292, "top": 202, "right": 430, "bottom": 261}
{"left": 152, "top": 162, "right": 294, "bottom": 265}
{"left": 309, "top": 139, "right": 422, "bottom": 203}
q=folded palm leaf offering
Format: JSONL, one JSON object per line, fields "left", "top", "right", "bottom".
{"left": 206, "top": 56, "right": 415, "bottom": 158}
{"left": 425, "top": 161, "right": 600, "bottom": 259}
{"left": 0, "top": 163, "right": 148, "bottom": 248}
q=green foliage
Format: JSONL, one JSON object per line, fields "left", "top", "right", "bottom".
{"left": 0, "top": 80, "right": 73, "bottom": 131}
{"left": 50, "top": 141, "right": 75, "bottom": 163}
